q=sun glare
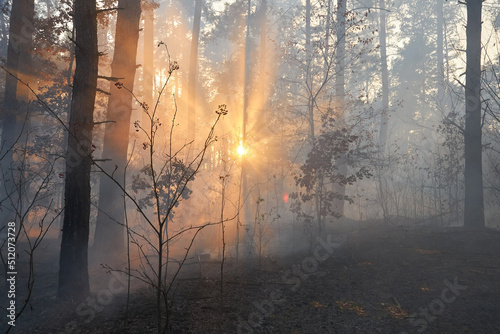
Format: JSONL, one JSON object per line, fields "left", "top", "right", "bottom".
{"left": 236, "top": 143, "right": 247, "bottom": 157}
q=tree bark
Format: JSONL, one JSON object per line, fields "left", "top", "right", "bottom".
{"left": 259, "top": 0, "right": 267, "bottom": 83}
{"left": 58, "top": 0, "right": 98, "bottom": 300}
{"left": 142, "top": 2, "right": 154, "bottom": 126}
{"left": 463, "top": 0, "right": 484, "bottom": 229}
{"left": 436, "top": 0, "right": 445, "bottom": 101}
{"left": 240, "top": 0, "right": 252, "bottom": 257}
{"left": 377, "top": 0, "right": 390, "bottom": 220}
{"left": 306, "top": 0, "right": 314, "bottom": 141}
{"left": 378, "top": 0, "right": 389, "bottom": 152}
{"left": 332, "top": 0, "right": 347, "bottom": 217}
{"left": 0, "top": 0, "right": 34, "bottom": 229}
{"left": 335, "top": 0, "right": 346, "bottom": 115}
{"left": 0, "top": 0, "right": 8, "bottom": 57}
{"left": 323, "top": 0, "right": 332, "bottom": 81}
{"left": 187, "top": 0, "right": 202, "bottom": 141}
{"left": 243, "top": 0, "right": 251, "bottom": 142}
{"left": 92, "top": 0, "right": 141, "bottom": 261}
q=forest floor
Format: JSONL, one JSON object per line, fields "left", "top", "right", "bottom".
{"left": 3, "top": 221, "right": 500, "bottom": 334}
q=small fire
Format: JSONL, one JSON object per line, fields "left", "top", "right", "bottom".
{"left": 310, "top": 300, "right": 328, "bottom": 308}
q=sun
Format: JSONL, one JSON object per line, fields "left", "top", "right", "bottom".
{"left": 236, "top": 142, "right": 247, "bottom": 157}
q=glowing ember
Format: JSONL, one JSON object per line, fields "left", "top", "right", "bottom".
{"left": 310, "top": 301, "right": 328, "bottom": 308}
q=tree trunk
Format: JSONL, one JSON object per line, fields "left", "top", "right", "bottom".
{"left": 142, "top": 2, "right": 154, "bottom": 127}
{"left": 463, "top": 0, "right": 484, "bottom": 229}
{"left": 305, "top": 0, "right": 314, "bottom": 141}
{"left": 304, "top": 0, "right": 322, "bottom": 234}
{"left": 0, "top": 0, "right": 8, "bottom": 57}
{"left": 323, "top": 0, "right": 332, "bottom": 80}
{"left": 0, "top": 0, "right": 34, "bottom": 229}
{"left": 92, "top": 0, "right": 141, "bottom": 261}
{"left": 243, "top": 0, "right": 251, "bottom": 143}
{"left": 259, "top": 0, "right": 267, "bottom": 81}
{"left": 335, "top": 0, "right": 346, "bottom": 116}
{"left": 58, "top": 0, "right": 98, "bottom": 300}
{"left": 332, "top": 0, "right": 347, "bottom": 217}
{"left": 378, "top": 0, "right": 389, "bottom": 152}
{"left": 376, "top": 0, "right": 390, "bottom": 220}
{"left": 437, "top": 0, "right": 445, "bottom": 101}
{"left": 187, "top": 0, "right": 202, "bottom": 142}
{"left": 241, "top": 0, "right": 252, "bottom": 257}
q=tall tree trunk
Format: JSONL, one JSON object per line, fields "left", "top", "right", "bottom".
{"left": 304, "top": 0, "right": 322, "bottom": 234}
{"left": 56, "top": 27, "right": 75, "bottom": 241}
{"left": 187, "top": 0, "right": 202, "bottom": 142}
{"left": 92, "top": 0, "right": 141, "bottom": 261}
{"left": 0, "top": 0, "right": 34, "bottom": 229}
{"left": 305, "top": 0, "right": 314, "bottom": 141}
{"left": 335, "top": 0, "right": 346, "bottom": 116}
{"left": 0, "top": 0, "right": 9, "bottom": 57}
{"left": 332, "top": 0, "right": 347, "bottom": 217}
{"left": 58, "top": 0, "right": 98, "bottom": 300}
{"left": 255, "top": 0, "right": 268, "bottom": 139}
{"left": 142, "top": 2, "right": 154, "bottom": 128}
{"left": 463, "top": 0, "right": 484, "bottom": 229}
{"left": 323, "top": 0, "right": 332, "bottom": 80}
{"left": 436, "top": 0, "right": 446, "bottom": 221}
{"left": 259, "top": 0, "right": 267, "bottom": 81}
{"left": 378, "top": 0, "right": 389, "bottom": 152}
{"left": 240, "top": 0, "right": 252, "bottom": 257}
{"left": 377, "top": 0, "right": 390, "bottom": 220}
{"left": 305, "top": 0, "right": 311, "bottom": 60}
{"left": 257, "top": 0, "right": 269, "bottom": 133}
{"left": 437, "top": 0, "right": 445, "bottom": 101}
{"left": 243, "top": 0, "right": 251, "bottom": 144}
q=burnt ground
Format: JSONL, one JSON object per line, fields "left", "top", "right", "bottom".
{"left": 2, "top": 222, "right": 500, "bottom": 334}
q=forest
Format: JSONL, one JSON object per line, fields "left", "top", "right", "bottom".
{"left": 0, "top": 0, "right": 499, "bottom": 333}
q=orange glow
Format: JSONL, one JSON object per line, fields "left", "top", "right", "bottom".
{"left": 381, "top": 302, "right": 408, "bottom": 319}
{"left": 236, "top": 142, "right": 247, "bottom": 157}
{"left": 283, "top": 192, "right": 289, "bottom": 203}
{"left": 335, "top": 300, "right": 369, "bottom": 317}
{"left": 310, "top": 301, "right": 328, "bottom": 308}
